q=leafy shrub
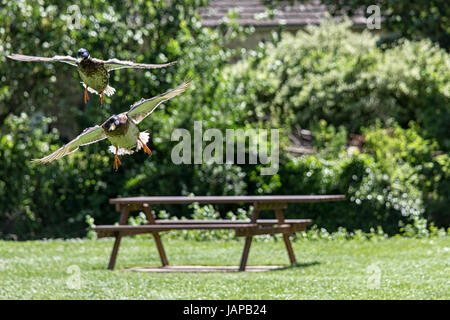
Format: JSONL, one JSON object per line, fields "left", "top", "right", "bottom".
{"left": 363, "top": 121, "right": 450, "bottom": 227}
{"left": 0, "top": 113, "right": 117, "bottom": 239}
{"left": 221, "top": 20, "right": 450, "bottom": 150}
{"left": 249, "top": 120, "right": 448, "bottom": 234}
{"left": 0, "top": 1, "right": 252, "bottom": 239}
{"left": 318, "top": 0, "right": 450, "bottom": 50}
{"left": 311, "top": 120, "right": 348, "bottom": 159}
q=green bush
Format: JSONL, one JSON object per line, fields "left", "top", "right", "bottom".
{"left": 0, "top": 113, "right": 117, "bottom": 239}
{"left": 363, "top": 121, "right": 450, "bottom": 227}
{"left": 317, "top": 0, "right": 450, "bottom": 50}
{"left": 251, "top": 153, "right": 421, "bottom": 235}
{"left": 221, "top": 20, "right": 450, "bottom": 150}
{"left": 0, "top": 1, "right": 252, "bottom": 239}
{"left": 212, "top": 20, "right": 449, "bottom": 233}
{"left": 249, "top": 120, "right": 448, "bottom": 234}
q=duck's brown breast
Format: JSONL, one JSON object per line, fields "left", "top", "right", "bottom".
{"left": 78, "top": 59, "right": 109, "bottom": 92}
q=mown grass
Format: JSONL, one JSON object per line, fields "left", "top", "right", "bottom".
{"left": 0, "top": 236, "right": 448, "bottom": 299}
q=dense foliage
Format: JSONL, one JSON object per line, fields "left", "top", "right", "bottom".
{"left": 0, "top": 1, "right": 448, "bottom": 239}
{"left": 323, "top": 0, "right": 450, "bottom": 50}
{"left": 0, "top": 0, "right": 253, "bottom": 239}
{"left": 215, "top": 22, "right": 449, "bottom": 231}
{"left": 220, "top": 21, "right": 450, "bottom": 150}
{"left": 266, "top": 0, "right": 450, "bottom": 50}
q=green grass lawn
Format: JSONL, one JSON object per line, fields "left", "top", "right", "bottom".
{"left": 0, "top": 236, "right": 448, "bottom": 299}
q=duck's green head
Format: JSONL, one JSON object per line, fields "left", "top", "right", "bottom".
{"left": 77, "top": 48, "right": 90, "bottom": 60}
{"left": 103, "top": 115, "right": 120, "bottom": 132}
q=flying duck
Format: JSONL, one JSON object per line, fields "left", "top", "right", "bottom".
{"left": 7, "top": 48, "right": 177, "bottom": 104}
{"left": 31, "top": 81, "right": 190, "bottom": 170}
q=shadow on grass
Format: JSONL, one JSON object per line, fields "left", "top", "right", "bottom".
{"left": 269, "top": 261, "right": 321, "bottom": 272}
{"left": 115, "top": 261, "right": 322, "bottom": 273}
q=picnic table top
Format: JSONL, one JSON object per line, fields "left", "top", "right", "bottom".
{"left": 109, "top": 195, "right": 346, "bottom": 205}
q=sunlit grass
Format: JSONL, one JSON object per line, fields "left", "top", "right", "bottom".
{"left": 0, "top": 236, "right": 448, "bottom": 299}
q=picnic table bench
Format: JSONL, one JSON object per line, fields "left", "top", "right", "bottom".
{"left": 93, "top": 195, "right": 345, "bottom": 271}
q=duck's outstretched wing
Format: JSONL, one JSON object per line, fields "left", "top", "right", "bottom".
{"left": 94, "top": 58, "right": 177, "bottom": 72}
{"left": 32, "top": 126, "right": 107, "bottom": 163}
{"left": 7, "top": 53, "right": 78, "bottom": 66}
{"left": 127, "top": 81, "right": 190, "bottom": 124}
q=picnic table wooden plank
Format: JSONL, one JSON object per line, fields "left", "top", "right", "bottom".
{"left": 235, "top": 224, "right": 308, "bottom": 237}
{"left": 95, "top": 223, "right": 260, "bottom": 232}
{"left": 94, "top": 221, "right": 311, "bottom": 238}
{"left": 150, "top": 219, "right": 312, "bottom": 225}
{"left": 95, "top": 223, "right": 259, "bottom": 238}
{"left": 109, "top": 195, "right": 345, "bottom": 205}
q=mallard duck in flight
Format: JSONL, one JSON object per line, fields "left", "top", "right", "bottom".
{"left": 32, "top": 81, "right": 190, "bottom": 170}
{"left": 7, "top": 48, "right": 177, "bottom": 104}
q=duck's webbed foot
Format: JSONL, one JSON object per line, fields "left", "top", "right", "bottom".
{"left": 138, "top": 137, "right": 152, "bottom": 155}
{"left": 113, "top": 147, "right": 121, "bottom": 170}
{"left": 84, "top": 86, "right": 89, "bottom": 104}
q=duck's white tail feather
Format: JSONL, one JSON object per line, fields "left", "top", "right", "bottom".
{"left": 108, "top": 131, "right": 150, "bottom": 155}
{"left": 81, "top": 82, "right": 116, "bottom": 97}
{"left": 103, "top": 85, "right": 116, "bottom": 96}
{"left": 81, "top": 82, "right": 99, "bottom": 95}
{"left": 136, "top": 131, "right": 150, "bottom": 151}
{"left": 108, "top": 146, "right": 134, "bottom": 155}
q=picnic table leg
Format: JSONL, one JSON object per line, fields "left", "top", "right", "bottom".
{"left": 143, "top": 204, "right": 169, "bottom": 266}
{"left": 152, "top": 234, "right": 169, "bottom": 266}
{"left": 108, "top": 233, "right": 122, "bottom": 270}
{"left": 239, "top": 237, "right": 253, "bottom": 272}
{"left": 275, "top": 208, "right": 296, "bottom": 265}
{"left": 239, "top": 206, "right": 260, "bottom": 271}
{"left": 107, "top": 205, "right": 129, "bottom": 270}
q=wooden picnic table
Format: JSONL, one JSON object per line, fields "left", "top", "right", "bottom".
{"left": 93, "top": 195, "right": 345, "bottom": 271}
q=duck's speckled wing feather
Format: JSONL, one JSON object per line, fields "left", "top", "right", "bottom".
{"left": 127, "top": 81, "right": 190, "bottom": 124}
{"left": 7, "top": 53, "right": 78, "bottom": 66}
{"left": 94, "top": 58, "right": 177, "bottom": 72}
{"left": 32, "top": 126, "right": 106, "bottom": 163}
